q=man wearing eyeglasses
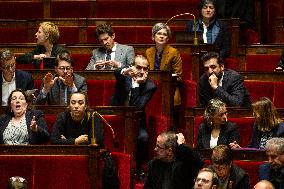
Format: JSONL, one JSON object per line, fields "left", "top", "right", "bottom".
{"left": 259, "top": 138, "right": 284, "bottom": 189}
{"left": 194, "top": 168, "right": 219, "bottom": 189}
{"left": 35, "top": 51, "right": 87, "bottom": 105}
{"left": 0, "top": 49, "right": 34, "bottom": 106}
{"left": 199, "top": 51, "right": 251, "bottom": 107}
{"left": 210, "top": 145, "right": 250, "bottom": 189}
{"left": 144, "top": 132, "right": 204, "bottom": 189}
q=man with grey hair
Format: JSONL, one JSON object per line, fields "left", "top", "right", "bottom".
{"left": 0, "top": 49, "right": 34, "bottom": 106}
{"left": 254, "top": 180, "right": 275, "bottom": 189}
{"left": 144, "top": 131, "right": 204, "bottom": 189}
{"left": 259, "top": 138, "right": 284, "bottom": 189}
{"left": 86, "top": 23, "right": 134, "bottom": 70}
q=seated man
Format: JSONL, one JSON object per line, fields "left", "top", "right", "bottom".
{"left": 254, "top": 180, "right": 275, "bottom": 189}
{"left": 144, "top": 132, "right": 204, "bottom": 189}
{"left": 110, "top": 55, "right": 156, "bottom": 172}
{"left": 35, "top": 51, "right": 87, "bottom": 105}
{"left": 194, "top": 168, "right": 219, "bottom": 189}
{"left": 210, "top": 145, "right": 250, "bottom": 189}
{"left": 0, "top": 49, "right": 34, "bottom": 106}
{"left": 199, "top": 51, "right": 251, "bottom": 107}
{"left": 259, "top": 138, "right": 284, "bottom": 189}
{"left": 86, "top": 23, "right": 134, "bottom": 70}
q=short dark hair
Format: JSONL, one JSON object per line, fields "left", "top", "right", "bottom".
{"left": 198, "top": 0, "right": 218, "bottom": 18}
{"left": 200, "top": 51, "right": 223, "bottom": 66}
{"left": 6, "top": 89, "right": 29, "bottom": 115}
{"left": 95, "top": 24, "right": 114, "bottom": 39}
{"left": 56, "top": 50, "right": 73, "bottom": 67}
{"left": 0, "top": 49, "right": 14, "bottom": 65}
{"left": 211, "top": 145, "right": 233, "bottom": 165}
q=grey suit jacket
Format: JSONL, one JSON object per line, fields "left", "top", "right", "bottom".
{"left": 86, "top": 43, "right": 134, "bottom": 70}
{"left": 35, "top": 73, "right": 87, "bottom": 105}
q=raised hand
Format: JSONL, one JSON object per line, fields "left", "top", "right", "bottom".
{"left": 30, "top": 116, "right": 38, "bottom": 132}
{"left": 59, "top": 74, "right": 74, "bottom": 88}
{"left": 43, "top": 72, "right": 57, "bottom": 92}
{"left": 176, "top": 133, "right": 186, "bottom": 145}
{"left": 208, "top": 73, "right": 218, "bottom": 90}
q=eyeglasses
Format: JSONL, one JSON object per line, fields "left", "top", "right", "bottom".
{"left": 58, "top": 66, "right": 72, "bottom": 71}
{"left": 135, "top": 65, "right": 149, "bottom": 71}
{"left": 2, "top": 63, "right": 16, "bottom": 70}
{"left": 195, "top": 178, "right": 211, "bottom": 184}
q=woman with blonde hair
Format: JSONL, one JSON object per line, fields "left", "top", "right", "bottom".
{"left": 16, "top": 22, "right": 65, "bottom": 68}
{"left": 230, "top": 97, "right": 284, "bottom": 149}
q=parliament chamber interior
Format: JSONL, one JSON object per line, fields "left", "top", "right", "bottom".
{"left": 0, "top": 0, "right": 284, "bottom": 188}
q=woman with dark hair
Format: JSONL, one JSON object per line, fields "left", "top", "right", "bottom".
{"left": 0, "top": 89, "right": 49, "bottom": 144}
{"left": 196, "top": 98, "right": 240, "bottom": 149}
{"left": 230, "top": 97, "right": 284, "bottom": 149}
{"left": 185, "top": 0, "right": 231, "bottom": 60}
{"left": 16, "top": 22, "right": 65, "bottom": 68}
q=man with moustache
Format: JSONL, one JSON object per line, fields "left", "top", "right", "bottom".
{"left": 199, "top": 51, "right": 251, "bottom": 107}
{"left": 144, "top": 131, "right": 204, "bottom": 189}
{"left": 86, "top": 23, "right": 134, "bottom": 70}
{"left": 35, "top": 51, "right": 87, "bottom": 105}
{"left": 259, "top": 138, "right": 284, "bottom": 189}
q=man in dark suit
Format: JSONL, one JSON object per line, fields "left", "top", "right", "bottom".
{"left": 0, "top": 49, "right": 34, "bottom": 106}
{"left": 86, "top": 23, "right": 134, "bottom": 70}
{"left": 259, "top": 138, "right": 284, "bottom": 189}
{"left": 199, "top": 51, "right": 251, "bottom": 107}
{"left": 35, "top": 51, "right": 87, "bottom": 105}
{"left": 110, "top": 55, "right": 157, "bottom": 175}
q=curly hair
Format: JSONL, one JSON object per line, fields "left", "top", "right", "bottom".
{"left": 95, "top": 24, "right": 114, "bottom": 39}
{"left": 39, "top": 22, "right": 60, "bottom": 44}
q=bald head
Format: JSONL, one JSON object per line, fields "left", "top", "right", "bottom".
{"left": 254, "top": 180, "right": 274, "bottom": 189}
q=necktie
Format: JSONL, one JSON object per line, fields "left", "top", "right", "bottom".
{"left": 105, "top": 50, "right": 112, "bottom": 69}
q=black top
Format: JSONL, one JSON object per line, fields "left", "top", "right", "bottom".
{"left": 144, "top": 144, "right": 204, "bottom": 189}
{"left": 50, "top": 111, "right": 104, "bottom": 147}
{"left": 16, "top": 44, "right": 66, "bottom": 68}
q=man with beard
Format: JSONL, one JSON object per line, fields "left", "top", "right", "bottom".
{"left": 199, "top": 51, "right": 251, "bottom": 107}
{"left": 86, "top": 23, "right": 134, "bottom": 70}
{"left": 259, "top": 138, "right": 284, "bottom": 189}
{"left": 35, "top": 50, "right": 87, "bottom": 105}
{"left": 143, "top": 131, "right": 204, "bottom": 189}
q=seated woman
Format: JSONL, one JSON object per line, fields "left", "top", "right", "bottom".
{"left": 185, "top": 0, "right": 231, "bottom": 60}
{"left": 50, "top": 92, "right": 104, "bottom": 146}
{"left": 145, "top": 22, "right": 183, "bottom": 129}
{"left": 16, "top": 21, "right": 65, "bottom": 68}
{"left": 196, "top": 98, "right": 240, "bottom": 149}
{"left": 0, "top": 89, "right": 49, "bottom": 144}
{"left": 230, "top": 97, "right": 284, "bottom": 149}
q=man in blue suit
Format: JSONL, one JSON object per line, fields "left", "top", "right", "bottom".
{"left": 86, "top": 23, "right": 134, "bottom": 70}
{"left": 0, "top": 49, "right": 34, "bottom": 106}
{"left": 259, "top": 138, "right": 284, "bottom": 189}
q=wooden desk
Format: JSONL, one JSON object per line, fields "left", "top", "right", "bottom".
{"left": 0, "top": 145, "right": 100, "bottom": 189}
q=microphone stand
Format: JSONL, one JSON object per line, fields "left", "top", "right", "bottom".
{"left": 166, "top": 12, "right": 198, "bottom": 45}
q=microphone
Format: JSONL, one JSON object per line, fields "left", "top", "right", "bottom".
{"left": 91, "top": 111, "right": 119, "bottom": 148}
{"left": 166, "top": 12, "right": 198, "bottom": 45}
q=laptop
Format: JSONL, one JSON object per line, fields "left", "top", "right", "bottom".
{"left": 42, "top": 57, "right": 56, "bottom": 69}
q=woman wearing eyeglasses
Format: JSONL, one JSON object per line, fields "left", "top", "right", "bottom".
{"left": 16, "top": 22, "right": 66, "bottom": 69}
{"left": 0, "top": 89, "right": 49, "bottom": 145}
{"left": 196, "top": 98, "right": 240, "bottom": 149}
{"left": 145, "top": 22, "right": 183, "bottom": 129}
{"left": 34, "top": 51, "right": 87, "bottom": 105}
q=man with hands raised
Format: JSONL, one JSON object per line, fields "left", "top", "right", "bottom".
{"left": 35, "top": 51, "right": 87, "bottom": 105}
{"left": 199, "top": 52, "right": 251, "bottom": 107}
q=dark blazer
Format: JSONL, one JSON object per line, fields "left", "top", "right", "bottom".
{"left": 0, "top": 109, "right": 50, "bottom": 144}
{"left": 16, "top": 44, "right": 66, "bottom": 68}
{"left": 110, "top": 68, "right": 157, "bottom": 110}
{"left": 199, "top": 68, "right": 251, "bottom": 107}
{"left": 248, "top": 122, "right": 284, "bottom": 148}
{"left": 259, "top": 163, "right": 284, "bottom": 189}
{"left": 186, "top": 18, "right": 231, "bottom": 59}
{"left": 0, "top": 70, "right": 34, "bottom": 104}
{"left": 35, "top": 73, "right": 87, "bottom": 105}
{"left": 196, "top": 121, "right": 240, "bottom": 149}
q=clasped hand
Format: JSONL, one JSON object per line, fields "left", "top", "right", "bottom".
{"left": 44, "top": 72, "right": 74, "bottom": 92}
{"left": 95, "top": 60, "right": 120, "bottom": 69}
{"left": 123, "top": 66, "right": 148, "bottom": 84}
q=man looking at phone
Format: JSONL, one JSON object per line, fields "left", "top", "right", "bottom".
{"left": 199, "top": 51, "right": 251, "bottom": 107}
{"left": 110, "top": 55, "right": 157, "bottom": 175}
{"left": 86, "top": 24, "right": 134, "bottom": 70}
